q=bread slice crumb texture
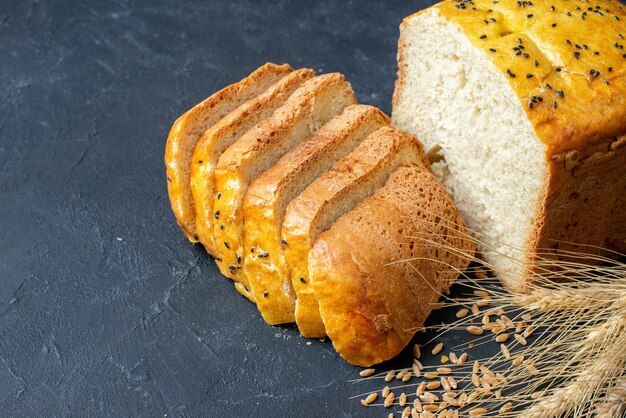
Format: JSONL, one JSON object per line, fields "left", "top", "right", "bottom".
{"left": 191, "top": 68, "right": 314, "bottom": 254}
{"left": 282, "top": 126, "right": 429, "bottom": 337}
{"left": 165, "top": 63, "right": 292, "bottom": 242}
{"left": 243, "top": 105, "right": 389, "bottom": 325}
{"left": 212, "top": 73, "right": 357, "bottom": 299}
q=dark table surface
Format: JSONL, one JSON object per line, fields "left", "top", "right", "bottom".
{"left": 0, "top": 0, "right": 486, "bottom": 416}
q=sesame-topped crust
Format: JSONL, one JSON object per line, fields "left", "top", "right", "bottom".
{"left": 414, "top": 0, "right": 626, "bottom": 154}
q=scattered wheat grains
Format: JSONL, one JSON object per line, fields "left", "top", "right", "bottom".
{"left": 467, "top": 325, "right": 484, "bottom": 335}
{"left": 515, "top": 333, "right": 528, "bottom": 346}
{"left": 360, "top": 392, "right": 377, "bottom": 406}
{"left": 382, "top": 385, "right": 390, "bottom": 397}
{"left": 440, "top": 355, "right": 449, "bottom": 364}
{"left": 413, "top": 343, "right": 421, "bottom": 359}
{"left": 359, "top": 368, "right": 375, "bottom": 377}
{"left": 456, "top": 308, "right": 469, "bottom": 318}
{"left": 399, "top": 392, "right": 407, "bottom": 406}
{"left": 384, "top": 392, "right": 395, "bottom": 408}
{"left": 495, "top": 333, "right": 509, "bottom": 343}
{"left": 385, "top": 370, "right": 395, "bottom": 382}
{"left": 432, "top": 342, "right": 444, "bottom": 355}
{"left": 470, "top": 407, "right": 487, "bottom": 416}
{"left": 424, "top": 371, "right": 439, "bottom": 379}
{"left": 471, "top": 304, "right": 480, "bottom": 315}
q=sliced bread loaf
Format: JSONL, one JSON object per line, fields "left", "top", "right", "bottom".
{"left": 243, "top": 105, "right": 389, "bottom": 325}
{"left": 212, "top": 73, "right": 356, "bottom": 298}
{"left": 165, "top": 63, "right": 292, "bottom": 242}
{"left": 190, "top": 68, "right": 314, "bottom": 254}
{"left": 392, "top": 1, "right": 626, "bottom": 290}
{"left": 282, "top": 126, "right": 430, "bottom": 337}
{"left": 309, "top": 164, "right": 475, "bottom": 366}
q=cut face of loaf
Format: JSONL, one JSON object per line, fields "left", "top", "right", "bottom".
{"left": 309, "top": 164, "right": 475, "bottom": 366}
{"left": 212, "top": 73, "right": 357, "bottom": 298}
{"left": 282, "top": 126, "right": 430, "bottom": 337}
{"left": 165, "top": 63, "right": 292, "bottom": 242}
{"left": 190, "top": 69, "right": 315, "bottom": 254}
{"left": 243, "top": 105, "right": 390, "bottom": 325}
{"left": 393, "top": 2, "right": 626, "bottom": 290}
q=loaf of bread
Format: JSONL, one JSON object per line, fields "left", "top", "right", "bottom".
{"left": 212, "top": 73, "right": 356, "bottom": 298}
{"left": 190, "top": 69, "right": 314, "bottom": 254}
{"left": 309, "top": 164, "right": 474, "bottom": 366}
{"left": 165, "top": 63, "right": 292, "bottom": 242}
{"left": 243, "top": 105, "right": 388, "bottom": 325}
{"left": 282, "top": 126, "right": 431, "bottom": 337}
{"left": 166, "top": 62, "right": 474, "bottom": 365}
{"left": 393, "top": 0, "right": 626, "bottom": 290}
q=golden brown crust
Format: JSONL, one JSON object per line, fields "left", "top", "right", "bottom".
{"left": 525, "top": 134, "right": 626, "bottom": 287}
{"left": 309, "top": 165, "right": 475, "bottom": 366}
{"left": 190, "top": 69, "right": 314, "bottom": 255}
{"left": 242, "top": 105, "right": 389, "bottom": 326}
{"left": 165, "top": 63, "right": 292, "bottom": 242}
{"left": 282, "top": 127, "right": 430, "bottom": 337}
{"left": 211, "top": 73, "right": 356, "bottom": 292}
{"left": 424, "top": 0, "right": 626, "bottom": 154}
{"left": 396, "top": 1, "right": 626, "bottom": 288}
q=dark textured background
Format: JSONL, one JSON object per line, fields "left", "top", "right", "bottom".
{"left": 0, "top": 0, "right": 498, "bottom": 416}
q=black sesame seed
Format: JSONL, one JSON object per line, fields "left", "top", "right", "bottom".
{"left": 623, "top": 54, "right": 626, "bottom": 58}
{"left": 556, "top": 90, "right": 565, "bottom": 97}
{"left": 300, "top": 277, "right": 306, "bottom": 284}
{"left": 589, "top": 69, "right": 600, "bottom": 77}
{"left": 526, "top": 74, "right": 534, "bottom": 78}
{"left": 536, "top": 96, "right": 543, "bottom": 102}
{"left": 582, "top": 44, "right": 588, "bottom": 50}
{"left": 516, "top": 50, "right": 522, "bottom": 56}
{"left": 167, "top": 176, "right": 172, "bottom": 182}
{"left": 198, "top": 159, "right": 203, "bottom": 164}
{"left": 220, "top": 224, "right": 224, "bottom": 230}
{"left": 546, "top": 83, "right": 553, "bottom": 89}
{"left": 229, "top": 265, "right": 236, "bottom": 271}
{"left": 534, "top": 59, "right": 539, "bottom": 66}
{"left": 490, "top": 17, "right": 496, "bottom": 22}
{"left": 250, "top": 247, "right": 255, "bottom": 252}
{"left": 280, "top": 239, "right": 287, "bottom": 245}
{"left": 480, "top": 34, "right": 487, "bottom": 39}
{"left": 217, "top": 192, "right": 222, "bottom": 200}
{"left": 489, "top": 48, "right": 497, "bottom": 53}
{"left": 235, "top": 253, "right": 241, "bottom": 263}
{"left": 550, "top": 5, "right": 555, "bottom": 11}
{"left": 552, "top": 23, "right": 557, "bottom": 27}
{"left": 565, "top": 39, "right": 572, "bottom": 45}
{"left": 620, "top": 34, "right": 625, "bottom": 40}
{"left": 263, "top": 291, "right": 268, "bottom": 297}
{"left": 616, "top": 16, "right": 620, "bottom": 21}
{"left": 224, "top": 241, "right": 230, "bottom": 249}
{"left": 523, "top": 53, "right": 530, "bottom": 58}
{"left": 506, "top": 69, "right": 516, "bottom": 78}
{"left": 527, "top": 13, "right": 534, "bottom": 18}
{"left": 553, "top": 101, "right": 558, "bottom": 109}
{"left": 567, "top": 12, "right": 572, "bottom": 16}
{"left": 214, "top": 210, "right": 220, "bottom": 219}
{"left": 518, "top": 38, "right": 523, "bottom": 44}
{"left": 572, "top": 51, "right": 581, "bottom": 59}
{"left": 556, "top": 67, "right": 562, "bottom": 72}
{"left": 528, "top": 102, "right": 534, "bottom": 109}
{"left": 608, "top": 67, "right": 613, "bottom": 72}
{"left": 593, "top": 51, "right": 600, "bottom": 55}
{"left": 575, "top": 44, "right": 582, "bottom": 49}
{"left": 604, "top": 80, "right": 610, "bottom": 85}
{"left": 259, "top": 252, "right": 269, "bottom": 258}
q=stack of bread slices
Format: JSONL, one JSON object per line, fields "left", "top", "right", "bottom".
{"left": 165, "top": 63, "right": 474, "bottom": 366}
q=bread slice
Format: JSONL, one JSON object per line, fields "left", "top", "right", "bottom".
{"left": 190, "top": 69, "right": 315, "bottom": 254}
{"left": 392, "top": 2, "right": 626, "bottom": 290}
{"left": 282, "top": 126, "right": 430, "bottom": 337}
{"left": 212, "top": 73, "right": 357, "bottom": 299}
{"left": 165, "top": 63, "right": 292, "bottom": 242}
{"left": 243, "top": 105, "right": 390, "bottom": 325}
{"left": 309, "top": 164, "right": 475, "bottom": 366}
